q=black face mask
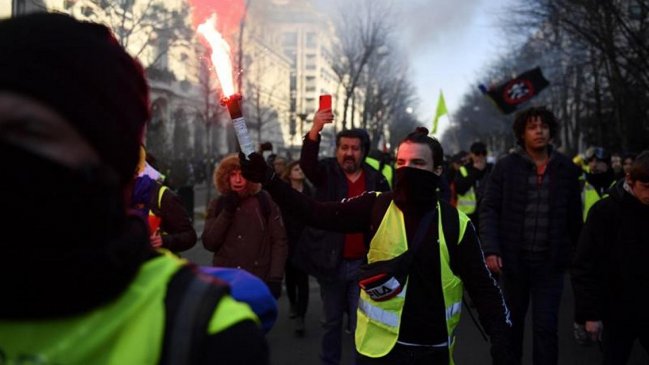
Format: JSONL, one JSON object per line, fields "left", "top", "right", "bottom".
{"left": 586, "top": 168, "right": 615, "bottom": 192}
{"left": 0, "top": 142, "right": 126, "bottom": 259}
{"left": 393, "top": 167, "right": 440, "bottom": 210}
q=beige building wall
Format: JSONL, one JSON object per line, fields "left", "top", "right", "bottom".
{"left": 27, "top": 0, "right": 218, "bottom": 159}
{"left": 5, "top": 0, "right": 365, "bottom": 158}
{"left": 265, "top": 0, "right": 346, "bottom": 154}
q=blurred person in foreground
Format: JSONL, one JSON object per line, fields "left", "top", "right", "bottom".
{"left": 572, "top": 151, "right": 649, "bottom": 364}
{"left": 240, "top": 127, "right": 515, "bottom": 365}
{"left": 0, "top": 13, "right": 267, "bottom": 364}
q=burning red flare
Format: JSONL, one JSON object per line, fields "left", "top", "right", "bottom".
{"left": 197, "top": 14, "right": 235, "bottom": 97}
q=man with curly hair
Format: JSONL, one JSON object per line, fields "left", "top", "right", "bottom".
{"left": 480, "top": 106, "right": 582, "bottom": 365}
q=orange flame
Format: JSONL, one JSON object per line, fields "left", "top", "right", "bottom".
{"left": 197, "top": 14, "right": 235, "bottom": 97}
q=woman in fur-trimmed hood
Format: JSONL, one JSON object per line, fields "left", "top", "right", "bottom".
{"left": 214, "top": 154, "right": 261, "bottom": 197}
{"left": 202, "top": 153, "right": 288, "bottom": 298}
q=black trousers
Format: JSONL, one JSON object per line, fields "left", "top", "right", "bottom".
{"left": 502, "top": 253, "right": 564, "bottom": 365}
{"left": 284, "top": 260, "right": 309, "bottom": 317}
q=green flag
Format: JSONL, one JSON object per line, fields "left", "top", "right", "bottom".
{"left": 431, "top": 91, "right": 447, "bottom": 134}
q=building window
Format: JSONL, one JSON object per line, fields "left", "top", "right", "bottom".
{"left": 306, "top": 32, "right": 317, "bottom": 48}
{"left": 305, "top": 53, "right": 316, "bottom": 70}
{"left": 290, "top": 73, "right": 297, "bottom": 89}
{"left": 305, "top": 75, "right": 317, "bottom": 92}
{"left": 282, "top": 32, "right": 297, "bottom": 47}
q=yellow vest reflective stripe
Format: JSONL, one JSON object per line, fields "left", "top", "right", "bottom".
{"left": 582, "top": 180, "right": 614, "bottom": 221}
{"left": 355, "top": 201, "right": 469, "bottom": 363}
{"left": 456, "top": 166, "right": 477, "bottom": 215}
{"left": 148, "top": 185, "right": 168, "bottom": 234}
{"left": 0, "top": 251, "right": 257, "bottom": 364}
{"left": 365, "top": 157, "right": 393, "bottom": 188}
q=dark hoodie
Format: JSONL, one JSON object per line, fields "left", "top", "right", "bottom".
{"left": 572, "top": 179, "right": 649, "bottom": 323}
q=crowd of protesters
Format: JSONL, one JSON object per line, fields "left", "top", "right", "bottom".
{"left": 2, "top": 12, "right": 649, "bottom": 365}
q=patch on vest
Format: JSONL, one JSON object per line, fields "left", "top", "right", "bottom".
{"left": 359, "top": 273, "right": 403, "bottom": 301}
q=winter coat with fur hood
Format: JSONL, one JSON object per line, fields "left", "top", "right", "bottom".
{"left": 201, "top": 154, "right": 288, "bottom": 284}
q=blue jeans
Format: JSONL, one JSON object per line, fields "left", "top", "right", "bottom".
{"left": 318, "top": 259, "right": 362, "bottom": 365}
{"left": 502, "top": 252, "right": 564, "bottom": 365}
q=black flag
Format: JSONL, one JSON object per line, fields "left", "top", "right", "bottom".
{"left": 482, "top": 67, "right": 550, "bottom": 114}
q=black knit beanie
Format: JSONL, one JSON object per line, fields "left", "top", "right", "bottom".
{"left": 0, "top": 12, "right": 151, "bottom": 185}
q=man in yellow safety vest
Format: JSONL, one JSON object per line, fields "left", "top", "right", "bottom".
{"left": 241, "top": 122, "right": 515, "bottom": 365}
{"left": 455, "top": 141, "right": 493, "bottom": 228}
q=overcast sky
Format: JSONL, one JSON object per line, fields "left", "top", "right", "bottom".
{"left": 402, "top": 1, "right": 508, "bottom": 111}
{"left": 313, "top": 0, "right": 516, "bottom": 137}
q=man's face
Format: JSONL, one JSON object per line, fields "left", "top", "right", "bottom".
{"left": 627, "top": 178, "right": 649, "bottom": 205}
{"left": 590, "top": 160, "right": 609, "bottom": 174}
{"left": 522, "top": 116, "right": 550, "bottom": 151}
{"left": 611, "top": 155, "right": 622, "bottom": 173}
{"left": 229, "top": 169, "right": 248, "bottom": 194}
{"left": 289, "top": 164, "right": 304, "bottom": 181}
{"left": 471, "top": 151, "right": 486, "bottom": 165}
{"left": 623, "top": 158, "right": 634, "bottom": 174}
{"left": 336, "top": 137, "right": 363, "bottom": 174}
{"left": 273, "top": 158, "right": 287, "bottom": 175}
{"left": 395, "top": 141, "right": 435, "bottom": 173}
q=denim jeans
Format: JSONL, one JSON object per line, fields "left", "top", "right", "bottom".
{"left": 502, "top": 252, "right": 564, "bottom": 365}
{"left": 318, "top": 259, "right": 362, "bottom": 365}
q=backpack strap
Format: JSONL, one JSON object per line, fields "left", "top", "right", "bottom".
{"left": 148, "top": 183, "right": 168, "bottom": 216}
{"left": 160, "top": 266, "right": 230, "bottom": 365}
{"left": 439, "top": 200, "right": 461, "bottom": 246}
{"left": 157, "top": 185, "right": 168, "bottom": 210}
{"left": 256, "top": 191, "right": 272, "bottom": 223}
{"left": 369, "top": 192, "right": 391, "bottom": 234}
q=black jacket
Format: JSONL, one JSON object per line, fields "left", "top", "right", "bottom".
{"left": 300, "top": 135, "right": 390, "bottom": 202}
{"left": 297, "top": 135, "right": 390, "bottom": 277}
{"left": 572, "top": 180, "right": 649, "bottom": 323}
{"left": 454, "top": 163, "right": 493, "bottom": 202}
{"left": 479, "top": 148, "right": 582, "bottom": 272}
{"left": 151, "top": 183, "right": 197, "bottom": 252}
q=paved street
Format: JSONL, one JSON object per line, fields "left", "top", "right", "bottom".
{"left": 183, "top": 183, "right": 648, "bottom": 364}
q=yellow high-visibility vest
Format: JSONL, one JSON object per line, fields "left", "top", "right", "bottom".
{"left": 456, "top": 166, "right": 477, "bottom": 215}
{"left": 0, "top": 251, "right": 257, "bottom": 364}
{"left": 365, "top": 156, "right": 393, "bottom": 188}
{"left": 355, "top": 201, "right": 469, "bottom": 364}
{"left": 582, "top": 180, "right": 614, "bottom": 221}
